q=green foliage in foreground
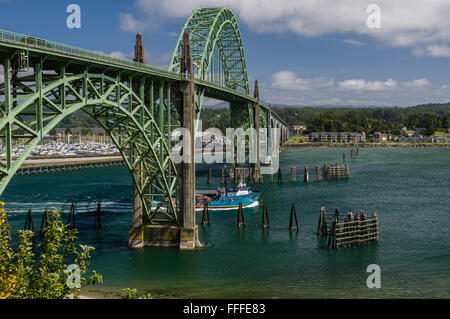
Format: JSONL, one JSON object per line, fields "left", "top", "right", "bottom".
{"left": 0, "top": 208, "right": 102, "bottom": 299}
{"left": 122, "top": 288, "right": 152, "bottom": 299}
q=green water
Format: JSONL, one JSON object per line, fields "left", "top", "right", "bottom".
{"left": 3, "top": 147, "right": 450, "bottom": 298}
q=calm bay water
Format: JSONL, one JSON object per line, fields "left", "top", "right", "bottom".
{"left": 2, "top": 147, "right": 450, "bottom": 298}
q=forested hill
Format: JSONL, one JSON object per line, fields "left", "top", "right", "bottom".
{"left": 57, "top": 103, "right": 450, "bottom": 136}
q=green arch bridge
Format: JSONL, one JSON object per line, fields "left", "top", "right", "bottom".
{"left": 0, "top": 8, "right": 293, "bottom": 249}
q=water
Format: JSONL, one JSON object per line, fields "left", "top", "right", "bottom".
{"left": 2, "top": 147, "right": 450, "bottom": 298}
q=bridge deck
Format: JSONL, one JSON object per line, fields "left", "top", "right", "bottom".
{"left": 0, "top": 29, "right": 291, "bottom": 129}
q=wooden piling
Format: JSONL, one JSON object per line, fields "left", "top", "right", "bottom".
{"left": 259, "top": 171, "right": 264, "bottom": 184}
{"left": 291, "top": 166, "right": 296, "bottom": 182}
{"left": 93, "top": 202, "right": 101, "bottom": 229}
{"left": 207, "top": 168, "right": 212, "bottom": 184}
{"left": 220, "top": 167, "right": 225, "bottom": 184}
{"left": 201, "top": 203, "right": 210, "bottom": 226}
{"left": 277, "top": 168, "right": 283, "bottom": 184}
{"left": 40, "top": 208, "right": 49, "bottom": 234}
{"left": 372, "top": 210, "right": 378, "bottom": 241}
{"left": 237, "top": 202, "right": 246, "bottom": 228}
{"left": 304, "top": 165, "right": 309, "bottom": 182}
{"left": 327, "top": 216, "right": 338, "bottom": 250}
{"left": 24, "top": 209, "right": 34, "bottom": 232}
{"left": 315, "top": 165, "right": 322, "bottom": 181}
{"left": 317, "top": 205, "right": 328, "bottom": 237}
{"left": 234, "top": 167, "right": 238, "bottom": 183}
{"left": 289, "top": 203, "right": 299, "bottom": 231}
{"left": 262, "top": 203, "right": 270, "bottom": 228}
{"left": 67, "top": 203, "right": 76, "bottom": 230}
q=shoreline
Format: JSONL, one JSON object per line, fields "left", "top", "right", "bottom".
{"left": 282, "top": 142, "right": 450, "bottom": 149}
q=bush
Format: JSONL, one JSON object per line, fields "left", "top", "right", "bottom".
{"left": 0, "top": 203, "right": 102, "bottom": 299}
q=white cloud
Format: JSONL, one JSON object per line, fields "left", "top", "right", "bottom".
{"left": 119, "top": 13, "right": 146, "bottom": 32}
{"left": 342, "top": 39, "right": 365, "bottom": 46}
{"left": 338, "top": 78, "right": 397, "bottom": 91}
{"left": 404, "top": 78, "right": 430, "bottom": 87}
{"left": 120, "top": 0, "right": 450, "bottom": 50}
{"left": 267, "top": 73, "right": 446, "bottom": 106}
{"left": 110, "top": 51, "right": 129, "bottom": 59}
{"left": 271, "top": 71, "right": 334, "bottom": 91}
{"left": 424, "top": 45, "right": 450, "bottom": 57}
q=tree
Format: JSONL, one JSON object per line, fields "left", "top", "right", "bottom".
{"left": 0, "top": 204, "right": 102, "bottom": 299}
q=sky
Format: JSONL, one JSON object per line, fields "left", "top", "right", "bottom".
{"left": 2, "top": 0, "right": 450, "bottom": 107}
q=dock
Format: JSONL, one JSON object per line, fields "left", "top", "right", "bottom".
{"left": 15, "top": 156, "right": 125, "bottom": 175}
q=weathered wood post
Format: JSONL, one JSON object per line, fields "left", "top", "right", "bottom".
{"left": 40, "top": 208, "right": 49, "bottom": 234}
{"left": 201, "top": 203, "right": 210, "bottom": 226}
{"left": 323, "top": 163, "right": 328, "bottom": 179}
{"left": 315, "top": 165, "right": 322, "bottom": 181}
{"left": 289, "top": 203, "right": 299, "bottom": 231}
{"left": 207, "top": 168, "right": 212, "bottom": 184}
{"left": 304, "top": 165, "right": 309, "bottom": 182}
{"left": 93, "top": 202, "right": 101, "bottom": 229}
{"left": 278, "top": 168, "right": 283, "bottom": 184}
{"left": 24, "top": 209, "right": 34, "bottom": 232}
{"left": 237, "top": 202, "right": 246, "bottom": 228}
{"left": 67, "top": 203, "right": 76, "bottom": 230}
{"left": 291, "top": 166, "right": 296, "bottom": 182}
{"left": 220, "top": 167, "right": 225, "bottom": 185}
{"left": 355, "top": 213, "right": 361, "bottom": 246}
{"left": 328, "top": 216, "right": 338, "bottom": 250}
{"left": 317, "top": 205, "right": 328, "bottom": 237}
{"left": 234, "top": 167, "right": 238, "bottom": 183}
{"left": 262, "top": 203, "right": 270, "bottom": 228}
{"left": 372, "top": 210, "right": 378, "bottom": 242}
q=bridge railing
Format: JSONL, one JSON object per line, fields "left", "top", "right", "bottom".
{"left": 0, "top": 29, "right": 177, "bottom": 77}
{"left": 0, "top": 29, "right": 292, "bottom": 131}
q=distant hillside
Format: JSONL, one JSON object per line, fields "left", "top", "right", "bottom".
{"left": 57, "top": 103, "right": 450, "bottom": 136}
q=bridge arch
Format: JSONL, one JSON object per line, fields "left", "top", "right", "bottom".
{"left": 0, "top": 62, "right": 178, "bottom": 224}
{"left": 169, "top": 8, "right": 253, "bottom": 132}
{"left": 169, "top": 8, "right": 249, "bottom": 95}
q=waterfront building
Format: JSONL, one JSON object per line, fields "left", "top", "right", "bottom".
{"left": 308, "top": 132, "right": 365, "bottom": 143}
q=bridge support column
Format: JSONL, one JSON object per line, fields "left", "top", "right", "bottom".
{"left": 253, "top": 81, "right": 261, "bottom": 178}
{"left": 179, "top": 31, "right": 200, "bottom": 250}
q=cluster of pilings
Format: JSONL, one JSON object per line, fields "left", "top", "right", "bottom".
{"left": 317, "top": 206, "right": 378, "bottom": 250}
{"left": 226, "top": 167, "right": 264, "bottom": 184}
{"left": 200, "top": 201, "right": 300, "bottom": 231}
{"left": 323, "top": 163, "right": 350, "bottom": 180}
{"left": 208, "top": 164, "right": 349, "bottom": 185}
{"left": 21, "top": 203, "right": 103, "bottom": 236}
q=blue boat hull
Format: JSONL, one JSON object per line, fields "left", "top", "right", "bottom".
{"left": 196, "top": 191, "right": 262, "bottom": 210}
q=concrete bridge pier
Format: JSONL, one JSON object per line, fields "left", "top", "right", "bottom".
{"left": 128, "top": 32, "right": 200, "bottom": 250}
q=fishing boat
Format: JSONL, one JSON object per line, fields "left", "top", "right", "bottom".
{"left": 195, "top": 180, "right": 262, "bottom": 211}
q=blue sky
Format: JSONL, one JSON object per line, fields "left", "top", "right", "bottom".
{"left": 2, "top": 0, "right": 450, "bottom": 107}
